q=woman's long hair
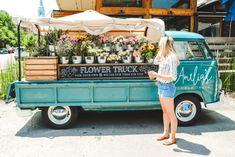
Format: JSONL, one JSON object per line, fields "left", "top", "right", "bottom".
{"left": 158, "top": 36, "right": 179, "bottom": 65}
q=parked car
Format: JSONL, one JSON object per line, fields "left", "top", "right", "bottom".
{"left": 0, "top": 48, "right": 8, "bottom": 54}
{"left": 14, "top": 47, "right": 28, "bottom": 58}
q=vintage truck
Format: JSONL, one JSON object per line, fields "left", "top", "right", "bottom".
{"left": 5, "top": 11, "right": 223, "bottom": 129}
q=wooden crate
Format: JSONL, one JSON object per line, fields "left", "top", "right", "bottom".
{"left": 24, "top": 57, "right": 58, "bottom": 81}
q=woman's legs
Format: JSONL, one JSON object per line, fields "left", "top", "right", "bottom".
{"left": 159, "top": 97, "right": 170, "bottom": 137}
{"left": 163, "top": 98, "right": 178, "bottom": 141}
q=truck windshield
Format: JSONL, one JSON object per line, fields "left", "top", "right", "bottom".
{"left": 174, "top": 41, "right": 212, "bottom": 60}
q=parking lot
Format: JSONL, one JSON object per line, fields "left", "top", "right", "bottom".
{"left": 0, "top": 95, "right": 235, "bottom": 157}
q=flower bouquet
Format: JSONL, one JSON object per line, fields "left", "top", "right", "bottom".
{"left": 118, "top": 50, "right": 132, "bottom": 63}
{"left": 56, "top": 35, "right": 74, "bottom": 64}
{"left": 107, "top": 53, "right": 121, "bottom": 63}
{"left": 124, "top": 36, "right": 139, "bottom": 51}
{"left": 96, "top": 48, "right": 109, "bottom": 64}
{"left": 138, "top": 42, "right": 159, "bottom": 63}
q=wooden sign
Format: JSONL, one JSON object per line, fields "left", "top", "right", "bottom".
{"left": 58, "top": 63, "right": 158, "bottom": 80}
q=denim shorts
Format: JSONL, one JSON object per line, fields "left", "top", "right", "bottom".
{"left": 158, "top": 81, "right": 176, "bottom": 98}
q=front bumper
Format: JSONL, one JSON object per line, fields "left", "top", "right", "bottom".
{"left": 205, "top": 90, "right": 224, "bottom": 107}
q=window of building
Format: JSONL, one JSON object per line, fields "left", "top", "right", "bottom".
{"left": 152, "top": 0, "right": 189, "bottom": 9}
{"left": 156, "top": 16, "right": 190, "bottom": 31}
{"left": 102, "top": 0, "right": 143, "bottom": 7}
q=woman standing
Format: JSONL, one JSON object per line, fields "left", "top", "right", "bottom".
{"left": 148, "top": 36, "right": 179, "bottom": 145}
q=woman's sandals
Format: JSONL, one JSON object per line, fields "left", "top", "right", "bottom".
{"left": 163, "top": 139, "right": 176, "bottom": 146}
{"left": 157, "top": 135, "right": 169, "bottom": 141}
{"left": 157, "top": 135, "right": 176, "bottom": 145}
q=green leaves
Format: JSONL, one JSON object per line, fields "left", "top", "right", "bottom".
{"left": 23, "top": 33, "right": 38, "bottom": 55}
{"left": 0, "top": 10, "right": 17, "bottom": 48}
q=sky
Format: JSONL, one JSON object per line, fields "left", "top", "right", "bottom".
{"left": 0, "top": 0, "right": 58, "bottom": 17}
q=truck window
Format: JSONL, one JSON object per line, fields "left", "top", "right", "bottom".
{"left": 198, "top": 42, "right": 212, "bottom": 59}
{"left": 174, "top": 41, "right": 205, "bottom": 60}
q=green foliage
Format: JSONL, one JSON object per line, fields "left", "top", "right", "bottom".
{"left": 44, "top": 29, "right": 63, "bottom": 45}
{"left": 32, "top": 45, "right": 48, "bottom": 57}
{"left": 0, "top": 64, "right": 19, "bottom": 99}
{"left": 221, "top": 58, "right": 235, "bottom": 92}
{"left": 0, "top": 10, "right": 17, "bottom": 48}
{"left": 56, "top": 40, "right": 73, "bottom": 57}
{"left": 23, "top": 33, "right": 38, "bottom": 55}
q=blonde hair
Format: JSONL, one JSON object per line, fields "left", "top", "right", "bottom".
{"left": 158, "top": 36, "right": 179, "bottom": 64}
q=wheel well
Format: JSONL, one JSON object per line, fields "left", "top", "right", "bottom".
{"left": 175, "top": 93, "right": 203, "bottom": 103}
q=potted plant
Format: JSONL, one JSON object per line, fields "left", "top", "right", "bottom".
{"left": 96, "top": 49, "right": 109, "bottom": 64}
{"left": 113, "top": 36, "right": 124, "bottom": 52}
{"left": 71, "top": 39, "right": 83, "bottom": 64}
{"left": 107, "top": 53, "right": 121, "bottom": 63}
{"left": 85, "top": 48, "right": 96, "bottom": 64}
{"left": 118, "top": 50, "right": 132, "bottom": 63}
{"left": 133, "top": 50, "right": 144, "bottom": 63}
{"left": 139, "top": 43, "right": 158, "bottom": 63}
{"left": 124, "top": 36, "right": 139, "bottom": 51}
{"left": 56, "top": 36, "right": 73, "bottom": 64}
{"left": 81, "top": 41, "right": 96, "bottom": 64}
{"left": 99, "top": 34, "right": 113, "bottom": 52}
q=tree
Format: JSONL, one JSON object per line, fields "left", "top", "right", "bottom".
{"left": 0, "top": 10, "right": 17, "bottom": 48}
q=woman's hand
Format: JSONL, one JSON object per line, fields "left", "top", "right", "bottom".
{"left": 148, "top": 71, "right": 158, "bottom": 80}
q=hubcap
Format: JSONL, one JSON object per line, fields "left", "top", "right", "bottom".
{"left": 48, "top": 106, "right": 71, "bottom": 125}
{"left": 175, "top": 100, "right": 197, "bottom": 122}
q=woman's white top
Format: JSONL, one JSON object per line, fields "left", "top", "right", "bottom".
{"left": 154, "top": 52, "right": 178, "bottom": 83}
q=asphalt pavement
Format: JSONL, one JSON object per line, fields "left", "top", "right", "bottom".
{"left": 0, "top": 95, "right": 235, "bottom": 157}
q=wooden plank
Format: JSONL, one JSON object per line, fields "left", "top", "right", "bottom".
{"left": 25, "top": 75, "right": 57, "bottom": 81}
{"left": 208, "top": 45, "right": 235, "bottom": 50}
{"left": 99, "top": 7, "right": 145, "bottom": 15}
{"left": 190, "top": 0, "right": 197, "bottom": 11}
{"left": 190, "top": 15, "right": 194, "bottom": 32}
{"left": 95, "top": 0, "right": 102, "bottom": 12}
{"left": 25, "top": 70, "right": 57, "bottom": 76}
{"left": 149, "top": 8, "right": 194, "bottom": 16}
{"left": 25, "top": 59, "right": 58, "bottom": 65}
{"left": 205, "top": 37, "right": 235, "bottom": 44}
{"left": 219, "top": 70, "right": 235, "bottom": 73}
{"left": 25, "top": 64, "right": 57, "bottom": 70}
{"left": 143, "top": 0, "right": 152, "bottom": 19}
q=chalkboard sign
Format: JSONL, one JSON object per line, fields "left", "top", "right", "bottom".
{"left": 58, "top": 64, "right": 158, "bottom": 80}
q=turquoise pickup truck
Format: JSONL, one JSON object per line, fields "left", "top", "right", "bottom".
{"left": 6, "top": 31, "right": 223, "bottom": 129}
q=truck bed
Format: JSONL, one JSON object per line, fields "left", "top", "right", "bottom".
{"left": 14, "top": 79, "right": 161, "bottom": 111}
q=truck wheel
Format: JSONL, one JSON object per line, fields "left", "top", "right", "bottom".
{"left": 174, "top": 95, "right": 201, "bottom": 126}
{"left": 42, "top": 106, "right": 78, "bottom": 129}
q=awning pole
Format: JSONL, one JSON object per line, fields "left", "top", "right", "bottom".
{"left": 17, "top": 21, "right": 21, "bottom": 81}
{"left": 35, "top": 24, "right": 41, "bottom": 47}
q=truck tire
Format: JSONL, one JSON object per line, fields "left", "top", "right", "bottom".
{"left": 42, "top": 106, "right": 78, "bottom": 129}
{"left": 174, "top": 95, "right": 201, "bottom": 126}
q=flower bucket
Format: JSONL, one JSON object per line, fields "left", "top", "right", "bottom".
{"left": 134, "top": 56, "right": 144, "bottom": 63}
{"left": 127, "top": 45, "right": 134, "bottom": 51}
{"left": 85, "top": 56, "right": 95, "bottom": 64}
{"left": 72, "top": 56, "right": 82, "bottom": 64}
{"left": 122, "top": 55, "right": 132, "bottom": 63}
{"left": 61, "top": 56, "right": 69, "bottom": 64}
{"left": 147, "top": 59, "right": 154, "bottom": 64}
{"left": 97, "top": 56, "right": 107, "bottom": 64}
{"left": 115, "top": 43, "right": 122, "bottom": 52}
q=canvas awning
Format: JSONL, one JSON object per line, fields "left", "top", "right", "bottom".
{"left": 20, "top": 10, "right": 165, "bottom": 36}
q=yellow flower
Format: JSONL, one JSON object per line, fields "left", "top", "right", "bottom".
{"left": 139, "top": 45, "right": 145, "bottom": 52}
{"left": 148, "top": 44, "right": 155, "bottom": 50}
